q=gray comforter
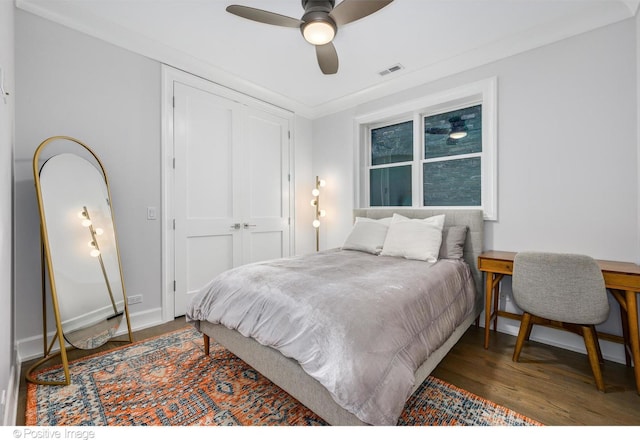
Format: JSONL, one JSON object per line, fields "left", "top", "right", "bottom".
{"left": 186, "top": 249, "right": 476, "bottom": 425}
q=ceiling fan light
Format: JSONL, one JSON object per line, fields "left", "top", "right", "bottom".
{"left": 302, "top": 20, "right": 336, "bottom": 45}
{"left": 449, "top": 131, "right": 468, "bottom": 140}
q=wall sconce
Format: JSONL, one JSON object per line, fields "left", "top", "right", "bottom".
{"left": 311, "top": 176, "right": 326, "bottom": 251}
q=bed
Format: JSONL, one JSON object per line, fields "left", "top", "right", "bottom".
{"left": 186, "top": 208, "right": 484, "bottom": 426}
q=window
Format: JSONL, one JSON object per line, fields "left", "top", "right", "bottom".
{"left": 356, "top": 78, "right": 497, "bottom": 220}
{"left": 423, "top": 105, "right": 482, "bottom": 207}
{"left": 369, "top": 121, "right": 413, "bottom": 206}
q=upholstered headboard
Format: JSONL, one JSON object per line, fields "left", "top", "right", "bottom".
{"left": 352, "top": 208, "right": 484, "bottom": 297}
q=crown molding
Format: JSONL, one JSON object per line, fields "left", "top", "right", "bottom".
{"left": 15, "top": 0, "right": 313, "bottom": 117}
{"left": 308, "top": 0, "right": 636, "bottom": 119}
{"left": 16, "top": 0, "right": 636, "bottom": 121}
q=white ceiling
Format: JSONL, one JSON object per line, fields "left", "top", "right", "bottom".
{"left": 16, "top": 0, "right": 640, "bottom": 119}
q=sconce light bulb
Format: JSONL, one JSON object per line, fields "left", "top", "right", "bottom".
{"left": 310, "top": 199, "right": 317, "bottom": 206}
{"left": 88, "top": 241, "right": 96, "bottom": 248}
{"left": 312, "top": 188, "right": 320, "bottom": 197}
{"left": 95, "top": 228, "right": 104, "bottom": 236}
{"left": 318, "top": 179, "right": 326, "bottom": 188}
{"left": 90, "top": 249, "right": 101, "bottom": 257}
{"left": 319, "top": 209, "right": 326, "bottom": 217}
{"left": 81, "top": 219, "right": 92, "bottom": 227}
{"left": 78, "top": 211, "right": 86, "bottom": 219}
{"left": 312, "top": 219, "right": 320, "bottom": 228}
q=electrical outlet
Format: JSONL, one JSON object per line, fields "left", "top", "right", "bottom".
{"left": 128, "top": 295, "right": 143, "bottom": 305}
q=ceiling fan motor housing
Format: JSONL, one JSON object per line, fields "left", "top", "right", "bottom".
{"left": 301, "top": 0, "right": 338, "bottom": 42}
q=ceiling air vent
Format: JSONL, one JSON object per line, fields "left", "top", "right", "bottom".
{"left": 378, "top": 64, "right": 404, "bottom": 76}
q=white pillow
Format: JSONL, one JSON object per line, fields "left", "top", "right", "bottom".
{"left": 341, "top": 217, "right": 392, "bottom": 255}
{"left": 380, "top": 214, "right": 445, "bottom": 262}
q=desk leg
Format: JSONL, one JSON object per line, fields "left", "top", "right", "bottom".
{"left": 493, "top": 281, "right": 500, "bottom": 331}
{"left": 484, "top": 272, "right": 494, "bottom": 349}
{"left": 484, "top": 272, "right": 504, "bottom": 349}
{"left": 619, "top": 300, "right": 632, "bottom": 367}
{"left": 625, "top": 290, "right": 640, "bottom": 394}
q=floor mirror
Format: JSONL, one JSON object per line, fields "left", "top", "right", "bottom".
{"left": 26, "top": 136, "right": 133, "bottom": 385}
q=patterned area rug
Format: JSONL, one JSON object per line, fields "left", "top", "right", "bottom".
{"left": 26, "top": 326, "right": 542, "bottom": 426}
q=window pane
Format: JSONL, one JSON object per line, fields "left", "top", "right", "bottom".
{"left": 371, "top": 121, "right": 413, "bottom": 165}
{"left": 424, "top": 105, "right": 482, "bottom": 160}
{"left": 423, "top": 157, "right": 481, "bottom": 206}
{"left": 370, "top": 166, "right": 412, "bottom": 206}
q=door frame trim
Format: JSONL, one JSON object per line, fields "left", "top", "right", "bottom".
{"left": 160, "top": 65, "right": 295, "bottom": 321}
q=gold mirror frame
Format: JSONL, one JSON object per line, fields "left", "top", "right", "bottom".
{"left": 26, "top": 136, "right": 133, "bottom": 386}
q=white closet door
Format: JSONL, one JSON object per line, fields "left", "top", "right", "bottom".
{"left": 173, "top": 81, "right": 243, "bottom": 316}
{"left": 172, "top": 79, "right": 292, "bottom": 317}
{"left": 240, "top": 106, "right": 291, "bottom": 264}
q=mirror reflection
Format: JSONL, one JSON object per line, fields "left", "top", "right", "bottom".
{"left": 36, "top": 142, "right": 129, "bottom": 350}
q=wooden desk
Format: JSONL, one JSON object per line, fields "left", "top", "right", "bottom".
{"left": 478, "top": 250, "right": 640, "bottom": 394}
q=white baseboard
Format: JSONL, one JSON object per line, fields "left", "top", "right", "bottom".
{"left": 3, "top": 354, "right": 19, "bottom": 426}
{"left": 16, "top": 307, "right": 166, "bottom": 363}
{"left": 483, "top": 313, "right": 628, "bottom": 365}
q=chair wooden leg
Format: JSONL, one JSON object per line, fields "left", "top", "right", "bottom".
{"left": 513, "top": 312, "right": 533, "bottom": 362}
{"left": 524, "top": 317, "right": 534, "bottom": 341}
{"left": 582, "top": 325, "right": 606, "bottom": 392}
{"left": 591, "top": 325, "right": 604, "bottom": 364}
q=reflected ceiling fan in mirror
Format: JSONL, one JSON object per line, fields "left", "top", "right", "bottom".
{"left": 226, "top": 0, "right": 394, "bottom": 74}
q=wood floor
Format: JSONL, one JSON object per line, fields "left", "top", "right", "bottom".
{"left": 16, "top": 317, "right": 640, "bottom": 426}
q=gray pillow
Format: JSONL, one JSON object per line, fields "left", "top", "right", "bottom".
{"left": 439, "top": 225, "right": 468, "bottom": 259}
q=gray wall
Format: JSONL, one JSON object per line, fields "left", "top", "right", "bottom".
{"left": 0, "top": 0, "right": 15, "bottom": 426}
{"left": 293, "top": 115, "right": 315, "bottom": 255}
{"left": 314, "top": 19, "right": 638, "bottom": 262}
{"left": 15, "top": 10, "right": 162, "bottom": 355}
{"left": 311, "top": 18, "right": 639, "bottom": 363}
{"left": 13, "top": 10, "right": 316, "bottom": 363}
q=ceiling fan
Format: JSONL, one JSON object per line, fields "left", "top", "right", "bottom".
{"left": 225, "top": 0, "right": 394, "bottom": 75}
{"left": 426, "top": 116, "right": 470, "bottom": 143}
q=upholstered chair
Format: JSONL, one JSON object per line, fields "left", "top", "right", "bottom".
{"left": 511, "top": 251, "right": 610, "bottom": 391}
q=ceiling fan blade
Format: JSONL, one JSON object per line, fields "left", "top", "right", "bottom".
{"left": 329, "top": 0, "right": 394, "bottom": 26}
{"left": 316, "top": 42, "right": 339, "bottom": 75}
{"left": 226, "top": 5, "right": 302, "bottom": 28}
{"left": 426, "top": 128, "right": 452, "bottom": 135}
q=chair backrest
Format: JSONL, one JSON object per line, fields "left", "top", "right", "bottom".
{"left": 512, "top": 251, "right": 609, "bottom": 325}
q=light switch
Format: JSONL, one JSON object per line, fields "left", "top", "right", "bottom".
{"left": 147, "top": 207, "right": 157, "bottom": 220}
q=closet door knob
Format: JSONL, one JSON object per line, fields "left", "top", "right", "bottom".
{"left": 243, "top": 223, "right": 257, "bottom": 229}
